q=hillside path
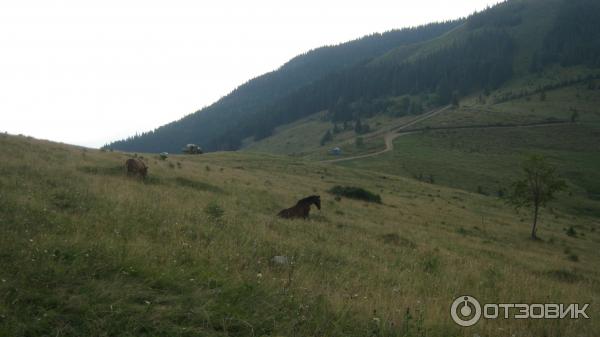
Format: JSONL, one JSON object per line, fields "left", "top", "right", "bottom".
{"left": 319, "top": 105, "right": 451, "bottom": 163}
{"left": 320, "top": 111, "right": 570, "bottom": 164}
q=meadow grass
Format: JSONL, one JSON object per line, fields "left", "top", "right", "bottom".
{"left": 338, "top": 123, "right": 600, "bottom": 215}
{"left": 1, "top": 133, "right": 599, "bottom": 336}
{"left": 243, "top": 111, "right": 406, "bottom": 160}
{"left": 417, "top": 81, "right": 600, "bottom": 128}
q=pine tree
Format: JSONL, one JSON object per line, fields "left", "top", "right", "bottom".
{"left": 354, "top": 119, "right": 363, "bottom": 134}
{"left": 320, "top": 130, "right": 333, "bottom": 146}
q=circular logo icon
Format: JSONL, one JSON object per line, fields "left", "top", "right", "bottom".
{"left": 451, "top": 295, "right": 482, "bottom": 327}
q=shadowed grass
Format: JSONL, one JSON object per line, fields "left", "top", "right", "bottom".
{"left": 174, "top": 177, "right": 224, "bottom": 194}
{"left": 77, "top": 165, "right": 124, "bottom": 176}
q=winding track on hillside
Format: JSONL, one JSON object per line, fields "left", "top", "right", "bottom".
{"left": 320, "top": 106, "right": 571, "bottom": 164}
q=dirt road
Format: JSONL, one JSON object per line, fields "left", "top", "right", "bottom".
{"left": 319, "top": 106, "right": 451, "bottom": 163}
{"left": 321, "top": 112, "right": 570, "bottom": 164}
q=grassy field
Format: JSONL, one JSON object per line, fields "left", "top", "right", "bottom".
{"left": 1, "top": 133, "right": 599, "bottom": 337}
{"left": 327, "top": 80, "right": 600, "bottom": 217}
{"left": 338, "top": 123, "right": 600, "bottom": 216}
{"left": 254, "top": 81, "right": 600, "bottom": 214}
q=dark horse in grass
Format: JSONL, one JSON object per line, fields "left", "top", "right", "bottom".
{"left": 278, "top": 195, "right": 321, "bottom": 219}
{"left": 125, "top": 158, "right": 148, "bottom": 179}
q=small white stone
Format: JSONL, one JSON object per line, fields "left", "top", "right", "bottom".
{"left": 271, "top": 256, "right": 289, "bottom": 265}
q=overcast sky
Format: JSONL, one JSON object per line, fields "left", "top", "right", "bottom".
{"left": 0, "top": 0, "right": 500, "bottom": 148}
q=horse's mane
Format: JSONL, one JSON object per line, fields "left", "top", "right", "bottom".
{"left": 296, "top": 195, "right": 319, "bottom": 205}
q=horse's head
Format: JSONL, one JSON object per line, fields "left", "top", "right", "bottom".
{"left": 312, "top": 195, "right": 321, "bottom": 210}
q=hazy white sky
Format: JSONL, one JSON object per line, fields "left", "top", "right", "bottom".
{"left": 0, "top": 0, "right": 499, "bottom": 148}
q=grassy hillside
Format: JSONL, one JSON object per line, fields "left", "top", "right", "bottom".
{"left": 241, "top": 111, "right": 333, "bottom": 157}
{"left": 242, "top": 111, "right": 402, "bottom": 159}
{"left": 248, "top": 75, "right": 600, "bottom": 214}
{"left": 347, "top": 75, "right": 600, "bottom": 214}
{"left": 1, "top": 133, "right": 599, "bottom": 336}
{"left": 416, "top": 68, "right": 600, "bottom": 127}
{"left": 338, "top": 124, "right": 600, "bottom": 215}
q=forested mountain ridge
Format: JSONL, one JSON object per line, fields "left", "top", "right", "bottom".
{"left": 107, "top": 21, "right": 461, "bottom": 152}
{"left": 107, "top": 0, "right": 600, "bottom": 153}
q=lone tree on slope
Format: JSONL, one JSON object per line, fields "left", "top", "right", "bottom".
{"left": 320, "top": 129, "right": 333, "bottom": 146}
{"left": 508, "top": 155, "right": 566, "bottom": 240}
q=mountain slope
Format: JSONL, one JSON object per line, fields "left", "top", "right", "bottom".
{"left": 107, "top": 21, "right": 462, "bottom": 152}
{"left": 108, "top": 0, "right": 600, "bottom": 154}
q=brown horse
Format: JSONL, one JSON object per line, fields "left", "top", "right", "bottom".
{"left": 278, "top": 195, "right": 321, "bottom": 219}
{"left": 125, "top": 158, "right": 148, "bottom": 179}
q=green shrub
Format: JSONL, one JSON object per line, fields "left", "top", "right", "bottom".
{"left": 328, "top": 185, "right": 381, "bottom": 203}
{"left": 566, "top": 226, "right": 577, "bottom": 237}
{"left": 421, "top": 253, "right": 440, "bottom": 273}
{"left": 204, "top": 202, "right": 225, "bottom": 223}
{"left": 567, "top": 254, "right": 579, "bottom": 262}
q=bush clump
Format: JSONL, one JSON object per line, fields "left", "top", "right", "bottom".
{"left": 205, "top": 202, "right": 225, "bottom": 223}
{"left": 565, "top": 226, "right": 577, "bottom": 237}
{"left": 328, "top": 185, "right": 381, "bottom": 203}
